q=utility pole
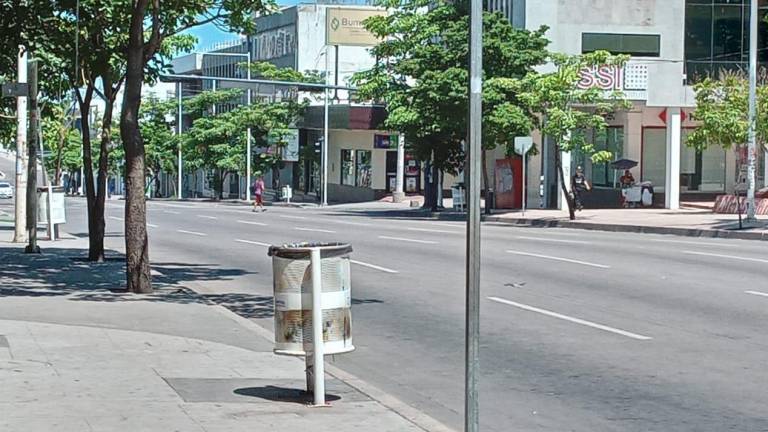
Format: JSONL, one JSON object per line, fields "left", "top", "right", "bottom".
{"left": 322, "top": 45, "right": 330, "bottom": 207}
{"left": 13, "top": 46, "right": 28, "bottom": 243}
{"left": 246, "top": 39, "right": 253, "bottom": 202}
{"left": 465, "top": 0, "right": 482, "bottom": 430}
{"left": 746, "top": 0, "right": 758, "bottom": 221}
{"left": 25, "top": 59, "right": 40, "bottom": 254}
{"left": 177, "top": 82, "right": 183, "bottom": 200}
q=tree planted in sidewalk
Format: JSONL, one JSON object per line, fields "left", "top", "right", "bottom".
{"left": 182, "top": 89, "right": 306, "bottom": 199}
{"left": 687, "top": 72, "right": 768, "bottom": 172}
{"left": 352, "top": 0, "right": 549, "bottom": 210}
{"left": 517, "top": 51, "right": 630, "bottom": 220}
{"left": 121, "top": 0, "right": 275, "bottom": 293}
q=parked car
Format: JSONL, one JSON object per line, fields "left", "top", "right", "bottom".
{"left": 0, "top": 181, "right": 13, "bottom": 199}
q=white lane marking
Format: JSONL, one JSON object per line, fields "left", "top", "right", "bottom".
{"left": 506, "top": 250, "right": 610, "bottom": 269}
{"left": 324, "top": 219, "right": 372, "bottom": 227}
{"left": 350, "top": 260, "right": 399, "bottom": 274}
{"left": 281, "top": 215, "right": 307, "bottom": 220}
{"left": 683, "top": 250, "right": 768, "bottom": 264}
{"left": 237, "top": 220, "right": 268, "bottom": 226}
{"left": 197, "top": 215, "right": 218, "bottom": 220}
{"left": 647, "top": 239, "right": 739, "bottom": 248}
{"left": 147, "top": 223, "right": 159, "bottom": 228}
{"left": 163, "top": 210, "right": 180, "bottom": 215}
{"left": 108, "top": 216, "right": 123, "bottom": 221}
{"left": 177, "top": 229, "right": 207, "bottom": 237}
{"left": 407, "top": 227, "right": 461, "bottom": 234}
{"left": 295, "top": 227, "right": 337, "bottom": 234}
{"left": 487, "top": 297, "right": 652, "bottom": 341}
{"left": 235, "top": 239, "right": 271, "bottom": 247}
{"left": 425, "top": 221, "right": 465, "bottom": 228}
{"left": 515, "top": 236, "right": 591, "bottom": 245}
{"left": 746, "top": 290, "right": 768, "bottom": 298}
{"left": 379, "top": 235, "right": 438, "bottom": 245}
{"left": 151, "top": 202, "right": 196, "bottom": 209}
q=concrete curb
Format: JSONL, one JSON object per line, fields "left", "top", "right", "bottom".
{"left": 484, "top": 216, "right": 768, "bottom": 241}
{"left": 206, "top": 304, "right": 457, "bottom": 432}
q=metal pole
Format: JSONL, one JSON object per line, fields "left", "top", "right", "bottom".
{"left": 177, "top": 82, "right": 183, "bottom": 200}
{"left": 13, "top": 45, "right": 28, "bottom": 243}
{"left": 394, "top": 134, "right": 405, "bottom": 202}
{"left": 322, "top": 45, "right": 330, "bottom": 206}
{"left": 246, "top": 42, "right": 253, "bottom": 202}
{"left": 25, "top": 58, "right": 39, "bottom": 253}
{"left": 39, "top": 114, "right": 53, "bottom": 240}
{"left": 466, "top": 0, "right": 482, "bottom": 429}
{"left": 746, "top": 0, "right": 758, "bottom": 221}
{"left": 522, "top": 153, "right": 527, "bottom": 217}
{"left": 310, "top": 247, "right": 326, "bottom": 406}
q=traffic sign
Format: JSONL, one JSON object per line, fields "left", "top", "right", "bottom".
{"left": 1, "top": 83, "right": 29, "bottom": 98}
{"left": 514, "top": 136, "right": 533, "bottom": 156}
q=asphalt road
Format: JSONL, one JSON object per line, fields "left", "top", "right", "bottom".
{"left": 34, "top": 195, "right": 768, "bottom": 431}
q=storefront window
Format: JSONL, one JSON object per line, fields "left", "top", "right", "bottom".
{"left": 340, "top": 149, "right": 372, "bottom": 188}
{"left": 356, "top": 150, "right": 372, "bottom": 188}
{"left": 571, "top": 127, "right": 624, "bottom": 188}
{"left": 341, "top": 150, "right": 355, "bottom": 186}
{"left": 641, "top": 128, "right": 727, "bottom": 193}
{"left": 641, "top": 128, "right": 667, "bottom": 190}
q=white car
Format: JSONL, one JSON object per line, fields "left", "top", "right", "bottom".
{"left": 0, "top": 182, "right": 13, "bottom": 199}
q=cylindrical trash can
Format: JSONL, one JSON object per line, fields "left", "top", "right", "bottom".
{"left": 268, "top": 242, "right": 354, "bottom": 357}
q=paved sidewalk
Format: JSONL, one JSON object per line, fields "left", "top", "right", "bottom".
{"left": 0, "top": 234, "right": 444, "bottom": 432}
{"left": 487, "top": 207, "right": 768, "bottom": 240}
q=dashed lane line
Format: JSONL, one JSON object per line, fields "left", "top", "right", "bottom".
{"left": 488, "top": 296, "right": 652, "bottom": 341}
{"left": 407, "top": 227, "right": 462, "bottom": 234}
{"left": 177, "top": 229, "right": 207, "bottom": 237}
{"left": 506, "top": 250, "right": 610, "bottom": 269}
{"left": 234, "top": 239, "right": 271, "bottom": 247}
{"left": 350, "top": 260, "right": 399, "bottom": 274}
{"left": 378, "top": 235, "right": 438, "bottom": 245}
{"left": 683, "top": 250, "right": 768, "bottom": 264}
{"left": 514, "top": 236, "right": 592, "bottom": 245}
{"left": 295, "top": 227, "right": 337, "bottom": 234}
{"left": 237, "top": 220, "right": 268, "bottom": 226}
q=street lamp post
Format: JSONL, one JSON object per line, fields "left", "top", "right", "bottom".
{"left": 746, "top": 0, "right": 758, "bottom": 221}
{"left": 177, "top": 82, "right": 183, "bottom": 200}
{"left": 466, "top": 0, "right": 482, "bottom": 430}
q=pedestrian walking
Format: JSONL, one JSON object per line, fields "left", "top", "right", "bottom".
{"left": 252, "top": 176, "right": 266, "bottom": 212}
{"left": 571, "top": 166, "right": 591, "bottom": 211}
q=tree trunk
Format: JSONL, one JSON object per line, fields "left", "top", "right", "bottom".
{"left": 54, "top": 129, "right": 64, "bottom": 185}
{"left": 120, "top": 0, "right": 152, "bottom": 293}
{"left": 77, "top": 87, "right": 106, "bottom": 262}
{"left": 554, "top": 147, "right": 576, "bottom": 220}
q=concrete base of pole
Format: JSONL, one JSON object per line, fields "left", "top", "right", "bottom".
{"left": 392, "top": 191, "right": 406, "bottom": 203}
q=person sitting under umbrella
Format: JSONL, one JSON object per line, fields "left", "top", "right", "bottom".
{"left": 620, "top": 169, "right": 635, "bottom": 188}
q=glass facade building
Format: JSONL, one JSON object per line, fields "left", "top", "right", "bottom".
{"left": 685, "top": 0, "right": 768, "bottom": 82}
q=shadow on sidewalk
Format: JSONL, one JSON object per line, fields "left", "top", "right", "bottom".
{"left": 0, "top": 245, "right": 275, "bottom": 319}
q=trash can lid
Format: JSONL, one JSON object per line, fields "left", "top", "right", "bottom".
{"left": 268, "top": 242, "right": 353, "bottom": 259}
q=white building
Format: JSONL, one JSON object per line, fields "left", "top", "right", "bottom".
{"left": 505, "top": 0, "right": 768, "bottom": 210}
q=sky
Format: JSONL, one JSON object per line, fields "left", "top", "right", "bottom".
{"left": 186, "top": 1, "right": 300, "bottom": 51}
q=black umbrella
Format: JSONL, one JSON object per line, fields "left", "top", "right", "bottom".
{"left": 610, "top": 159, "right": 639, "bottom": 170}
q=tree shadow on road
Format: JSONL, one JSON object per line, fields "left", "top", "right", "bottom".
{"left": 0, "top": 244, "right": 275, "bottom": 319}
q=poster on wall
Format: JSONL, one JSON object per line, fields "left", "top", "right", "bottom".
{"left": 374, "top": 134, "right": 399, "bottom": 149}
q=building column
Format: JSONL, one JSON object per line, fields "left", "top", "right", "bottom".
{"left": 665, "top": 107, "right": 682, "bottom": 209}
{"left": 393, "top": 134, "right": 405, "bottom": 202}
